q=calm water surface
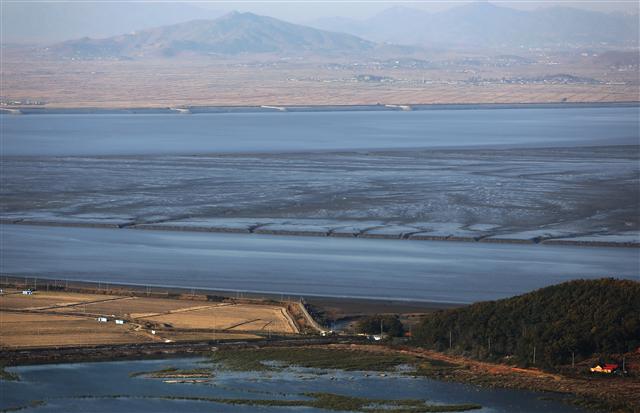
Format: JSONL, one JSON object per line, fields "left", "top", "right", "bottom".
{"left": 2, "top": 106, "right": 638, "bottom": 156}
{"left": 1, "top": 225, "right": 637, "bottom": 303}
{"left": 0, "top": 358, "right": 588, "bottom": 413}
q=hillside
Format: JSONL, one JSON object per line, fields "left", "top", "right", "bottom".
{"left": 50, "top": 11, "right": 376, "bottom": 58}
{"left": 413, "top": 278, "right": 640, "bottom": 368}
{"left": 310, "top": 2, "right": 639, "bottom": 48}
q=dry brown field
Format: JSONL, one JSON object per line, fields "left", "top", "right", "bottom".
{"left": 138, "top": 303, "right": 298, "bottom": 333}
{"left": 2, "top": 53, "right": 637, "bottom": 108}
{"left": 0, "top": 291, "right": 125, "bottom": 310}
{"left": 0, "top": 311, "right": 151, "bottom": 348}
{"left": 49, "top": 296, "right": 194, "bottom": 317}
{"left": 0, "top": 289, "right": 299, "bottom": 349}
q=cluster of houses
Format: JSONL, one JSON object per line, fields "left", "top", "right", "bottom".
{"left": 97, "top": 317, "right": 125, "bottom": 325}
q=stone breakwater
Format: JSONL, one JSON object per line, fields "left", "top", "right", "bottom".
{"left": 2, "top": 218, "right": 638, "bottom": 247}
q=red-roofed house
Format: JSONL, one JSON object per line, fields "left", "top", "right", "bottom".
{"left": 590, "top": 363, "right": 619, "bottom": 374}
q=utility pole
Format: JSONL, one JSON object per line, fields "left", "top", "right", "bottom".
{"left": 449, "top": 330, "right": 452, "bottom": 350}
{"left": 488, "top": 337, "right": 491, "bottom": 354}
{"left": 533, "top": 346, "right": 536, "bottom": 365}
{"left": 380, "top": 319, "right": 384, "bottom": 336}
{"left": 572, "top": 351, "right": 575, "bottom": 368}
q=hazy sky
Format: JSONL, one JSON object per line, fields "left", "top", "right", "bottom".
{"left": 1, "top": 0, "right": 638, "bottom": 43}
{"left": 227, "top": 0, "right": 639, "bottom": 21}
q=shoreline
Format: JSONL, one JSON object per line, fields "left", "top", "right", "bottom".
{"left": 1, "top": 101, "right": 638, "bottom": 115}
{"left": 2, "top": 340, "right": 637, "bottom": 413}
{"left": 2, "top": 219, "right": 638, "bottom": 248}
{"left": 0, "top": 276, "right": 462, "bottom": 315}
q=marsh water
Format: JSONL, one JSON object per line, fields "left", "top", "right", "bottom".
{"left": 1, "top": 358, "right": 588, "bottom": 413}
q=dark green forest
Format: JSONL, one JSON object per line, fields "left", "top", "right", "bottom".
{"left": 355, "top": 314, "right": 405, "bottom": 337}
{"left": 412, "top": 278, "right": 640, "bottom": 368}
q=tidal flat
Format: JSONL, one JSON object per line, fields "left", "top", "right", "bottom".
{"left": 2, "top": 145, "right": 638, "bottom": 245}
{"left": 2, "top": 107, "right": 639, "bottom": 245}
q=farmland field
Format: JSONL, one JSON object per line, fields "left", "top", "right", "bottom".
{"left": 0, "top": 289, "right": 299, "bottom": 349}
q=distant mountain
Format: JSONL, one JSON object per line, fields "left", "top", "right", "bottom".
{"left": 309, "top": 2, "right": 640, "bottom": 48}
{"left": 49, "top": 12, "right": 377, "bottom": 59}
{"left": 0, "top": 2, "right": 223, "bottom": 44}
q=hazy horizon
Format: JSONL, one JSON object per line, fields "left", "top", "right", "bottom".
{"left": 2, "top": 0, "right": 639, "bottom": 44}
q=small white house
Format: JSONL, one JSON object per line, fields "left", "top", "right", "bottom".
{"left": 22, "top": 290, "right": 33, "bottom": 295}
{"left": 115, "top": 319, "right": 125, "bottom": 325}
{"left": 97, "top": 317, "right": 108, "bottom": 323}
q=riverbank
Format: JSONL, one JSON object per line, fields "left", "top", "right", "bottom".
{"left": 2, "top": 341, "right": 637, "bottom": 413}
{"left": 2, "top": 279, "right": 637, "bottom": 412}
{"left": 2, "top": 101, "right": 638, "bottom": 115}
{"left": 323, "top": 344, "right": 640, "bottom": 413}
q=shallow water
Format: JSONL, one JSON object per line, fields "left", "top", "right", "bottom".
{"left": 1, "top": 358, "right": 588, "bottom": 413}
{"left": 2, "top": 225, "right": 637, "bottom": 303}
{"left": 2, "top": 107, "right": 638, "bottom": 156}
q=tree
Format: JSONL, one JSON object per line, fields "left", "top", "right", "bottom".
{"left": 355, "top": 314, "right": 404, "bottom": 337}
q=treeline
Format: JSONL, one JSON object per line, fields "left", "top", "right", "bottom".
{"left": 355, "top": 315, "right": 404, "bottom": 337}
{"left": 412, "top": 278, "right": 640, "bottom": 368}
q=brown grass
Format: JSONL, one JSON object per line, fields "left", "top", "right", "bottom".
{"left": 0, "top": 290, "right": 125, "bottom": 310}
{"left": 50, "top": 296, "right": 193, "bottom": 317}
{"left": 139, "top": 304, "right": 298, "bottom": 333}
{"left": 2, "top": 54, "right": 637, "bottom": 108}
{"left": 0, "top": 289, "right": 299, "bottom": 349}
{"left": 0, "top": 311, "right": 150, "bottom": 348}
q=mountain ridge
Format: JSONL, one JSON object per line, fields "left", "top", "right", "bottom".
{"left": 309, "top": 2, "right": 639, "bottom": 48}
{"left": 50, "top": 11, "right": 379, "bottom": 59}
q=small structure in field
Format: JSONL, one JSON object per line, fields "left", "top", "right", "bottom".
{"left": 115, "top": 319, "right": 125, "bottom": 325}
{"left": 97, "top": 317, "right": 108, "bottom": 323}
{"left": 590, "top": 363, "right": 619, "bottom": 374}
{"left": 22, "top": 290, "right": 33, "bottom": 295}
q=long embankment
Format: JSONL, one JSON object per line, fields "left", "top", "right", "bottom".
{"left": 0, "top": 337, "right": 356, "bottom": 367}
{"left": 5, "top": 101, "right": 639, "bottom": 115}
{"left": 2, "top": 219, "right": 638, "bottom": 248}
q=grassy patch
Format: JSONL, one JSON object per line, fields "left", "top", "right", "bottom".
{"left": 0, "top": 364, "right": 19, "bottom": 381}
{"left": 212, "top": 347, "right": 419, "bottom": 372}
{"left": 0, "top": 401, "right": 45, "bottom": 413}
{"left": 129, "top": 367, "right": 211, "bottom": 378}
{"left": 71, "top": 394, "right": 481, "bottom": 413}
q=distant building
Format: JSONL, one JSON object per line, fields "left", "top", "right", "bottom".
{"left": 97, "top": 317, "right": 108, "bottom": 323}
{"left": 22, "top": 290, "right": 33, "bottom": 295}
{"left": 115, "top": 319, "right": 125, "bottom": 325}
{"left": 590, "top": 363, "right": 619, "bottom": 374}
